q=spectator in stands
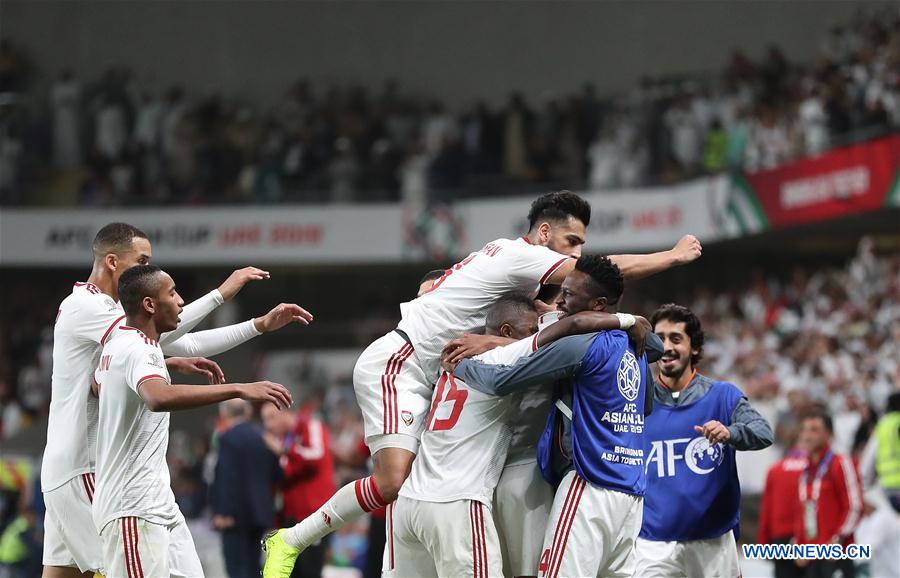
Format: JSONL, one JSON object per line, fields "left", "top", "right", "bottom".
{"left": 262, "top": 393, "right": 335, "bottom": 578}
{"left": 212, "top": 399, "right": 282, "bottom": 578}
{"left": 50, "top": 69, "right": 82, "bottom": 168}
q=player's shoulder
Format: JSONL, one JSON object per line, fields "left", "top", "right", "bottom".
{"left": 69, "top": 282, "right": 120, "bottom": 312}
{"left": 699, "top": 376, "right": 746, "bottom": 402}
{"left": 111, "top": 326, "right": 162, "bottom": 355}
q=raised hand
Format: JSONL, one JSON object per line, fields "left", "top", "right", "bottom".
{"left": 239, "top": 381, "right": 293, "bottom": 410}
{"left": 165, "top": 357, "right": 225, "bottom": 384}
{"left": 253, "top": 303, "right": 314, "bottom": 333}
{"left": 694, "top": 420, "right": 731, "bottom": 445}
{"left": 217, "top": 267, "right": 271, "bottom": 301}
{"left": 671, "top": 235, "right": 702, "bottom": 265}
{"left": 442, "top": 334, "right": 514, "bottom": 366}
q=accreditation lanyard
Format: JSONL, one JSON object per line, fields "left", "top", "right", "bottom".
{"left": 799, "top": 450, "right": 833, "bottom": 539}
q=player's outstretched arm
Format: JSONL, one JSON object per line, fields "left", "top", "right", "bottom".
{"left": 137, "top": 378, "right": 292, "bottom": 412}
{"left": 160, "top": 303, "right": 313, "bottom": 358}
{"left": 535, "top": 312, "right": 661, "bottom": 360}
{"left": 453, "top": 334, "right": 593, "bottom": 396}
{"left": 165, "top": 357, "right": 225, "bottom": 384}
{"left": 442, "top": 333, "right": 517, "bottom": 365}
{"left": 159, "top": 267, "right": 270, "bottom": 345}
{"left": 608, "top": 234, "right": 702, "bottom": 280}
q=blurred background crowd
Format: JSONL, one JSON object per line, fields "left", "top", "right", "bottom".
{"left": 1, "top": 8, "right": 898, "bottom": 207}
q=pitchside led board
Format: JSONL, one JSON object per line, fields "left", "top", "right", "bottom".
{"left": 2, "top": 135, "right": 898, "bottom": 267}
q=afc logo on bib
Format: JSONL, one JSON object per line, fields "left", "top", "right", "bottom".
{"left": 645, "top": 436, "right": 725, "bottom": 477}
{"left": 617, "top": 350, "right": 640, "bottom": 401}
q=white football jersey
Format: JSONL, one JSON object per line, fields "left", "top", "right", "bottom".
{"left": 505, "top": 310, "right": 562, "bottom": 465}
{"left": 400, "top": 335, "right": 539, "bottom": 506}
{"left": 42, "top": 282, "right": 126, "bottom": 492}
{"left": 92, "top": 327, "right": 179, "bottom": 531}
{"left": 397, "top": 237, "right": 568, "bottom": 382}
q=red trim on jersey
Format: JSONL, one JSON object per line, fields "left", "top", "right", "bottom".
{"left": 81, "top": 474, "right": 94, "bottom": 503}
{"left": 545, "top": 476, "right": 579, "bottom": 577}
{"left": 532, "top": 333, "right": 540, "bottom": 352}
{"left": 520, "top": 236, "right": 532, "bottom": 245}
{"left": 123, "top": 516, "right": 144, "bottom": 578}
{"left": 539, "top": 257, "right": 568, "bottom": 285}
{"left": 548, "top": 477, "right": 586, "bottom": 578}
{"left": 101, "top": 315, "right": 126, "bottom": 345}
{"left": 381, "top": 343, "right": 413, "bottom": 434}
{"left": 477, "top": 502, "right": 488, "bottom": 577}
{"left": 75, "top": 282, "right": 101, "bottom": 294}
{"left": 136, "top": 374, "right": 168, "bottom": 389}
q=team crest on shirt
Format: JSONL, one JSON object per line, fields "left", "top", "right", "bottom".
{"left": 104, "top": 297, "right": 118, "bottom": 311}
{"left": 321, "top": 512, "right": 332, "bottom": 527}
{"left": 401, "top": 411, "right": 414, "bottom": 426}
{"left": 148, "top": 353, "right": 163, "bottom": 368}
{"left": 617, "top": 351, "right": 640, "bottom": 401}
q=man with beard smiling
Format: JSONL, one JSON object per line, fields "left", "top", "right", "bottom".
{"left": 635, "top": 303, "right": 774, "bottom": 578}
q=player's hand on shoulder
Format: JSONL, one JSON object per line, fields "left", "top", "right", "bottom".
{"left": 442, "top": 333, "right": 503, "bottom": 365}
{"left": 239, "top": 380, "right": 293, "bottom": 410}
{"left": 672, "top": 234, "right": 702, "bottom": 265}
{"left": 254, "top": 303, "right": 314, "bottom": 333}
{"left": 217, "top": 266, "right": 271, "bottom": 301}
{"left": 694, "top": 420, "right": 731, "bottom": 444}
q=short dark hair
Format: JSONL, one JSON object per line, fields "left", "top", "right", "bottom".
{"left": 485, "top": 293, "right": 537, "bottom": 333}
{"left": 92, "top": 222, "right": 149, "bottom": 260}
{"left": 802, "top": 409, "right": 834, "bottom": 434}
{"left": 574, "top": 255, "right": 623, "bottom": 305}
{"left": 527, "top": 191, "right": 591, "bottom": 231}
{"left": 650, "top": 304, "right": 705, "bottom": 366}
{"left": 419, "top": 269, "right": 446, "bottom": 285}
{"left": 119, "top": 264, "right": 164, "bottom": 317}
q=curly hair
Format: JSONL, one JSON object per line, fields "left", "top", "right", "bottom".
{"left": 574, "top": 255, "right": 623, "bottom": 305}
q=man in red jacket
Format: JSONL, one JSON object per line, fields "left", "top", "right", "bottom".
{"left": 262, "top": 396, "right": 336, "bottom": 578}
{"left": 758, "top": 446, "right": 807, "bottom": 578}
{"left": 793, "top": 410, "right": 863, "bottom": 578}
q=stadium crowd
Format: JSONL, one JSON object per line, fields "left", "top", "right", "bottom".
{"left": 1, "top": 8, "right": 898, "bottom": 207}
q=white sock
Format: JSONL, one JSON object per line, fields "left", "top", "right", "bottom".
{"left": 283, "top": 475, "right": 387, "bottom": 549}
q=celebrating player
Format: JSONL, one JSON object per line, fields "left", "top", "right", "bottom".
{"left": 263, "top": 191, "right": 701, "bottom": 576}
{"left": 451, "top": 256, "right": 661, "bottom": 578}
{"left": 388, "top": 293, "right": 654, "bottom": 577}
{"left": 634, "top": 304, "right": 773, "bottom": 577}
{"left": 42, "top": 222, "right": 311, "bottom": 578}
{"left": 92, "top": 264, "right": 294, "bottom": 577}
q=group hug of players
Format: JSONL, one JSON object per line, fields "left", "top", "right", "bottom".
{"left": 42, "top": 191, "right": 774, "bottom": 578}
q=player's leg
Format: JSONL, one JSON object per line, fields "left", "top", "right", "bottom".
{"left": 382, "top": 496, "right": 438, "bottom": 578}
{"left": 264, "top": 332, "right": 430, "bottom": 577}
{"left": 633, "top": 538, "right": 683, "bottom": 578}
{"left": 167, "top": 512, "right": 205, "bottom": 578}
{"left": 537, "top": 471, "right": 601, "bottom": 578}
{"left": 428, "top": 500, "right": 503, "bottom": 578}
{"left": 681, "top": 531, "right": 741, "bottom": 578}
{"left": 494, "top": 460, "right": 554, "bottom": 577}
{"left": 99, "top": 517, "right": 169, "bottom": 578}
{"left": 597, "top": 492, "right": 644, "bottom": 578}
{"left": 42, "top": 475, "right": 104, "bottom": 578}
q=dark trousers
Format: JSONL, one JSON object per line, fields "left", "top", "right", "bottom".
{"left": 363, "top": 515, "right": 387, "bottom": 578}
{"left": 804, "top": 558, "right": 855, "bottom": 578}
{"left": 222, "top": 525, "right": 266, "bottom": 578}
{"left": 771, "top": 537, "right": 805, "bottom": 578}
{"left": 290, "top": 534, "right": 330, "bottom": 578}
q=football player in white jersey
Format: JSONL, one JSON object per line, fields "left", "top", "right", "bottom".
{"left": 93, "top": 264, "right": 294, "bottom": 578}
{"left": 43, "top": 222, "right": 312, "bottom": 578}
{"left": 386, "top": 294, "right": 651, "bottom": 578}
{"left": 264, "top": 191, "right": 702, "bottom": 576}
